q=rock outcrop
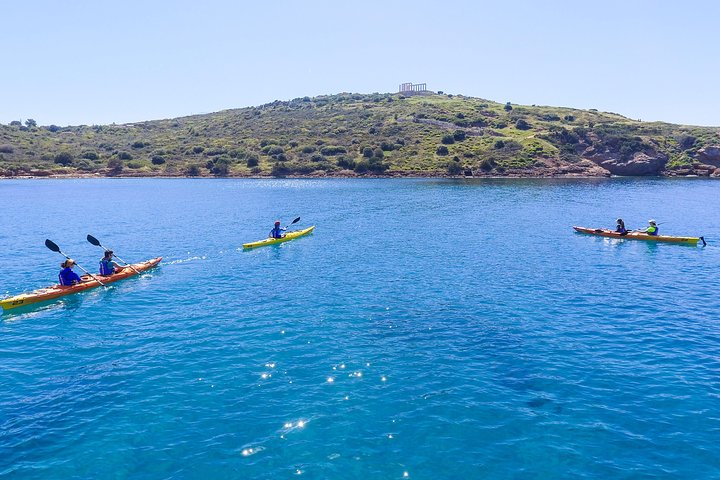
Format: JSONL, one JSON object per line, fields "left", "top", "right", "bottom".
{"left": 696, "top": 146, "right": 720, "bottom": 167}
{"left": 583, "top": 149, "right": 668, "bottom": 176}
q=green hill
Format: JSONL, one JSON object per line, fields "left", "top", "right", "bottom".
{"left": 2, "top": 92, "right": 720, "bottom": 177}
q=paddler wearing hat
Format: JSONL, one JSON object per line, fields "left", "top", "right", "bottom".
{"left": 642, "top": 219, "right": 659, "bottom": 236}
{"left": 58, "top": 259, "right": 82, "bottom": 286}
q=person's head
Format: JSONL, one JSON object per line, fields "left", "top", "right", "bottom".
{"left": 616, "top": 218, "right": 623, "bottom": 224}
{"left": 61, "top": 259, "right": 76, "bottom": 269}
{"left": 649, "top": 219, "right": 656, "bottom": 226}
{"left": 274, "top": 221, "right": 281, "bottom": 226}
{"left": 103, "top": 250, "right": 113, "bottom": 259}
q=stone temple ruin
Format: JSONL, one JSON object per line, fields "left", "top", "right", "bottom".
{"left": 398, "top": 82, "right": 428, "bottom": 95}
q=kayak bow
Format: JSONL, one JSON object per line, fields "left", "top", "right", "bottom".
{"left": 573, "top": 226, "right": 704, "bottom": 245}
{"left": 1, "top": 257, "right": 162, "bottom": 312}
{"left": 243, "top": 226, "right": 315, "bottom": 249}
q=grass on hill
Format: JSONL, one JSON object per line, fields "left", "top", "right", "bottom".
{"left": 1, "top": 92, "right": 718, "bottom": 177}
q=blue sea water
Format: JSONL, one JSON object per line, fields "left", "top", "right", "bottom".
{"left": 1, "top": 178, "right": 719, "bottom": 479}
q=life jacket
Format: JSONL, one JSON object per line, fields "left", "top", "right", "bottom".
{"left": 100, "top": 258, "right": 115, "bottom": 275}
{"left": 269, "top": 226, "right": 283, "bottom": 239}
{"left": 646, "top": 225, "right": 658, "bottom": 236}
{"left": 616, "top": 226, "right": 627, "bottom": 234}
{"left": 59, "top": 267, "right": 81, "bottom": 286}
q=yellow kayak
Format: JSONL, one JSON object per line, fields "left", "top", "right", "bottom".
{"left": 243, "top": 226, "right": 315, "bottom": 249}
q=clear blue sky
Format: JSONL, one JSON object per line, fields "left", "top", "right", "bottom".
{"left": 2, "top": 0, "right": 719, "bottom": 126}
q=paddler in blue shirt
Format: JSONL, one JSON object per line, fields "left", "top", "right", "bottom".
{"left": 99, "top": 250, "right": 122, "bottom": 276}
{"left": 59, "top": 259, "right": 82, "bottom": 286}
{"left": 643, "top": 219, "right": 659, "bottom": 236}
{"left": 269, "top": 220, "right": 286, "bottom": 239}
{"left": 615, "top": 218, "right": 628, "bottom": 235}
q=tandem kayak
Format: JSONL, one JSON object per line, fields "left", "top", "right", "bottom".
{"left": 1, "top": 257, "right": 162, "bottom": 312}
{"left": 573, "top": 226, "right": 705, "bottom": 246}
{"left": 243, "top": 226, "right": 315, "bottom": 249}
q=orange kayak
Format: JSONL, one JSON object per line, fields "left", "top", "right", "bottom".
{"left": 1, "top": 257, "right": 162, "bottom": 311}
{"left": 573, "top": 227, "right": 705, "bottom": 245}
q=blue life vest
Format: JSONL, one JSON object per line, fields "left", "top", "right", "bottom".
{"left": 59, "top": 267, "right": 82, "bottom": 286}
{"left": 269, "top": 226, "right": 284, "bottom": 239}
{"left": 100, "top": 258, "right": 115, "bottom": 275}
{"left": 616, "top": 226, "right": 627, "bottom": 234}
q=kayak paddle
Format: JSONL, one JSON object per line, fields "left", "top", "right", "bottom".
{"left": 86, "top": 234, "right": 141, "bottom": 275}
{"left": 45, "top": 239, "right": 106, "bottom": 287}
{"left": 286, "top": 217, "right": 301, "bottom": 229}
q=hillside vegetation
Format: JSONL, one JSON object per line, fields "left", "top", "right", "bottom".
{"left": 2, "top": 92, "right": 720, "bottom": 178}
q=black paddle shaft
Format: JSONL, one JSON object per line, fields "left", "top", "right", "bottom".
{"left": 45, "top": 238, "right": 107, "bottom": 287}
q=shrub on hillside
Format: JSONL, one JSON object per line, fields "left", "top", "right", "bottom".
{"left": 131, "top": 141, "right": 147, "bottom": 149}
{"left": 246, "top": 155, "right": 259, "bottom": 167}
{"left": 0, "top": 144, "right": 13, "bottom": 154}
{"left": 453, "top": 130, "right": 466, "bottom": 141}
{"left": 441, "top": 135, "right": 455, "bottom": 145}
{"left": 367, "top": 157, "right": 389, "bottom": 173}
{"left": 186, "top": 164, "right": 201, "bottom": 176}
{"left": 515, "top": 119, "right": 531, "bottom": 130}
{"left": 380, "top": 141, "right": 395, "bottom": 151}
{"left": 504, "top": 102, "right": 513, "bottom": 111}
{"left": 75, "top": 159, "right": 95, "bottom": 171}
{"left": 81, "top": 151, "right": 99, "bottom": 160}
{"left": 362, "top": 147, "right": 374, "bottom": 158}
{"left": 563, "top": 115, "right": 575, "bottom": 122}
{"left": 271, "top": 163, "right": 291, "bottom": 177}
{"left": 192, "top": 146, "right": 205, "bottom": 154}
{"left": 118, "top": 151, "right": 133, "bottom": 160}
{"left": 436, "top": 145, "right": 449, "bottom": 156}
{"left": 336, "top": 156, "right": 355, "bottom": 169}
{"left": 480, "top": 158, "right": 496, "bottom": 171}
{"left": 206, "top": 148, "right": 227, "bottom": 156}
{"left": 151, "top": 155, "right": 166, "bottom": 165}
{"left": 494, "top": 140, "right": 505, "bottom": 149}
{"left": 211, "top": 157, "right": 231, "bottom": 176}
{"left": 447, "top": 158, "right": 463, "bottom": 175}
{"left": 108, "top": 158, "right": 124, "bottom": 175}
{"left": 353, "top": 159, "right": 369, "bottom": 173}
{"left": 320, "top": 146, "right": 346, "bottom": 156}
{"left": 301, "top": 146, "right": 316, "bottom": 154}
{"left": 54, "top": 152, "right": 73, "bottom": 165}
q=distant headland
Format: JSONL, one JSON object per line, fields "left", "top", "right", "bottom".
{"left": 2, "top": 90, "right": 720, "bottom": 178}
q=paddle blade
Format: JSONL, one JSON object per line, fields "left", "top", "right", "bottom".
{"left": 45, "top": 239, "right": 60, "bottom": 252}
{"left": 86, "top": 234, "right": 101, "bottom": 246}
{"left": 291, "top": 217, "right": 301, "bottom": 225}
